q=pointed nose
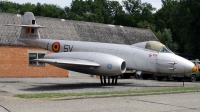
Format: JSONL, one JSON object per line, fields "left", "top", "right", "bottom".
{"left": 192, "top": 66, "right": 197, "bottom": 72}
{"left": 182, "top": 60, "right": 196, "bottom": 74}
{"left": 173, "top": 55, "right": 196, "bottom": 74}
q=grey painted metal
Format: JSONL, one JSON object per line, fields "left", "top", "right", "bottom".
{"left": 35, "top": 52, "right": 126, "bottom": 76}
{"left": 20, "top": 38, "right": 195, "bottom": 75}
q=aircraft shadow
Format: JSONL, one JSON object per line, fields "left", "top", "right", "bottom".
{"left": 20, "top": 82, "right": 133, "bottom": 91}
{"left": 20, "top": 82, "right": 180, "bottom": 92}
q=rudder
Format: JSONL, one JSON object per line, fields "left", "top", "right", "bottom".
{"left": 20, "top": 12, "right": 40, "bottom": 39}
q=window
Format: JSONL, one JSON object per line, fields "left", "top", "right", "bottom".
{"left": 160, "top": 46, "right": 172, "bottom": 53}
{"left": 29, "top": 53, "right": 37, "bottom": 65}
{"left": 38, "top": 53, "right": 45, "bottom": 66}
{"left": 28, "top": 52, "right": 46, "bottom": 66}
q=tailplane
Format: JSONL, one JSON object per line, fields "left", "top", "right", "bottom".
{"left": 5, "top": 12, "right": 45, "bottom": 39}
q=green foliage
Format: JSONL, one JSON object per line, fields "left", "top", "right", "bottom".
{"left": 154, "top": 0, "right": 178, "bottom": 31}
{"left": 114, "top": 13, "right": 136, "bottom": 27}
{"left": 137, "top": 20, "right": 155, "bottom": 32}
{"left": 19, "top": 3, "right": 35, "bottom": 14}
{"left": 155, "top": 0, "right": 200, "bottom": 55}
{"left": 107, "top": 1, "right": 124, "bottom": 24}
{"left": 0, "top": 1, "right": 20, "bottom": 13}
{"left": 122, "top": 0, "right": 156, "bottom": 23}
{"left": 155, "top": 28, "right": 178, "bottom": 52}
{"left": 0, "top": 0, "right": 156, "bottom": 26}
{"left": 123, "top": 0, "right": 142, "bottom": 16}
{"left": 0, "top": 1, "right": 65, "bottom": 19}
{"left": 170, "top": 0, "right": 200, "bottom": 56}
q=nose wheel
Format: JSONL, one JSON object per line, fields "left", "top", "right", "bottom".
{"left": 100, "top": 75, "right": 118, "bottom": 85}
{"left": 190, "top": 74, "right": 196, "bottom": 82}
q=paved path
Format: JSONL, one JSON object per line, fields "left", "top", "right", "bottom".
{"left": 0, "top": 78, "right": 200, "bottom": 112}
{"left": 0, "top": 92, "right": 199, "bottom": 112}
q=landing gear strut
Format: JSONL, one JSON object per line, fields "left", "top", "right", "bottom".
{"left": 100, "top": 75, "right": 118, "bottom": 85}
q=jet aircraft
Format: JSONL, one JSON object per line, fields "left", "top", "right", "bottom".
{"left": 5, "top": 12, "right": 197, "bottom": 85}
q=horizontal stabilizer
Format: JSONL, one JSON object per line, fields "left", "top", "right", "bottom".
{"left": 5, "top": 24, "right": 46, "bottom": 28}
{"left": 34, "top": 58, "right": 100, "bottom": 67}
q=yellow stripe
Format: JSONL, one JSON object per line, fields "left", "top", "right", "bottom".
{"left": 29, "top": 20, "right": 32, "bottom": 25}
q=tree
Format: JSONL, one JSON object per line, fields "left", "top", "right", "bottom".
{"left": 155, "top": 28, "right": 178, "bottom": 52}
{"left": 0, "top": 1, "right": 20, "bottom": 13}
{"left": 170, "top": 0, "right": 200, "bottom": 57}
{"left": 140, "top": 2, "right": 156, "bottom": 23}
{"left": 19, "top": 3, "right": 35, "bottom": 14}
{"left": 69, "top": 0, "right": 107, "bottom": 23}
{"left": 107, "top": 1, "right": 124, "bottom": 24}
{"left": 137, "top": 20, "right": 155, "bottom": 32}
{"left": 154, "top": 0, "right": 178, "bottom": 31}
{"left": 123, "top": 0, "right": 156, "bottom": 24}
{"left": 114, "top": 13, "right": 136, "bottom": 27}
{"left": 154, "top": 0, "right": 182, "bottom": 53}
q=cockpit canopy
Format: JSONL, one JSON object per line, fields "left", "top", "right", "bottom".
{"left": 132, "top": 41, "right": 173, "bottom": 53}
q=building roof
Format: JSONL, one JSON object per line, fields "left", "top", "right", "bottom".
{"left": 0, "top": 12, "right": 158, "bottom": 46}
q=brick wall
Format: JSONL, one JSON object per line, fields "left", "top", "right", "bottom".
{"left": 0, "top": 45, "right": 69, "bottom": 77}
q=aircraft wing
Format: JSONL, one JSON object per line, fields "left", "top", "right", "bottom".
{"left": 34, "top": 58, "right": 100, "bottom": 67}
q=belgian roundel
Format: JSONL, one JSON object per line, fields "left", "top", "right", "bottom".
{"left": 52, "top": 42, "right": 60, "bottom": 52}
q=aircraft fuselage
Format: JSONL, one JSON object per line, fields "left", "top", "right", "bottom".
{"left": 20, "top": 38, "right": 193, "bottom": 74}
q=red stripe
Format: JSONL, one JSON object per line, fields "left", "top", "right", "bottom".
{"left": 27, "top": 28, "right": 31, "bottom": 33}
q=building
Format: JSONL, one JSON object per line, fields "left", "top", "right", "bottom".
{"left": 0, "top": 12, "right": 158, "bottom": 77}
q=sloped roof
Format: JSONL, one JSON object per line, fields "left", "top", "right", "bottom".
{"left": 0, "top": 12, "right": 158, "bottom": 46}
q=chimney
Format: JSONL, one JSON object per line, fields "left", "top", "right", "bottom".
{"left": 145, "top": 25, "right": 150, "bottom": 29}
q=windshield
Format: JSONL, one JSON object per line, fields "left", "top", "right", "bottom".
{"left": 132, "top": 41, "right": 174, "bottom": 53}
{"left": 160, "top": 46, "right": 172, "bottom": 53}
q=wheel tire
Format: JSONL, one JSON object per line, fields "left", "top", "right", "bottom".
{"left": 135, "top": 74, "right": 141, "bottom": 79}
{"left": 190, "top": 74, "right": 196, "bottom": 82}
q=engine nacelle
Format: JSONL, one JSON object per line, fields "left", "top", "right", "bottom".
{"left": 44, "top": 52, "right": 126, "bottom": 76}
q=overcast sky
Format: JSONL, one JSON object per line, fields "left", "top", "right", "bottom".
{"left": 8, "top": 0, "right": 162, "bottom": 10}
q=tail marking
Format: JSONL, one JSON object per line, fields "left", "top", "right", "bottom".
{"left": 5, "top": 12, "right": 45, "bottom": 39}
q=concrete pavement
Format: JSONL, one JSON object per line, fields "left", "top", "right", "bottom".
{"left": 0, "top": 92, "right": 200, "bottom": 112}
{"left": 0, "top": 78, "right": 200, "bottom": 112}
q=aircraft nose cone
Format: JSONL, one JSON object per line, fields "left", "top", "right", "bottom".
{"left": 183, "top": 60, "right": 196, "bottom": 74}
{"left": 192, "top": 66, "right": 197, "bottom": 73}
{"left": 181, "top": 60, "right": 195, "bottom": 74}
{"left": 173, "top": 55, "right": 196, "bottom": 74}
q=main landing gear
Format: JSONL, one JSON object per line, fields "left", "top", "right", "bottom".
{"left": 100, "top": 75, "right": 119, "bottom": 85}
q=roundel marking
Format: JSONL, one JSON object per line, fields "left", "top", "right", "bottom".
{"left": 107, "top": 63, "right": 112, "bottom": 70}
{"left": 52, "top": 42, "right": 60, "bottom": 52}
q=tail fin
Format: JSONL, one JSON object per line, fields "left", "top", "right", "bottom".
{"left": 20, "top": 12, "right": 41, "bottom": 39}
{"left": 5, "top": 12, "right": 45, "bottom": 39}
